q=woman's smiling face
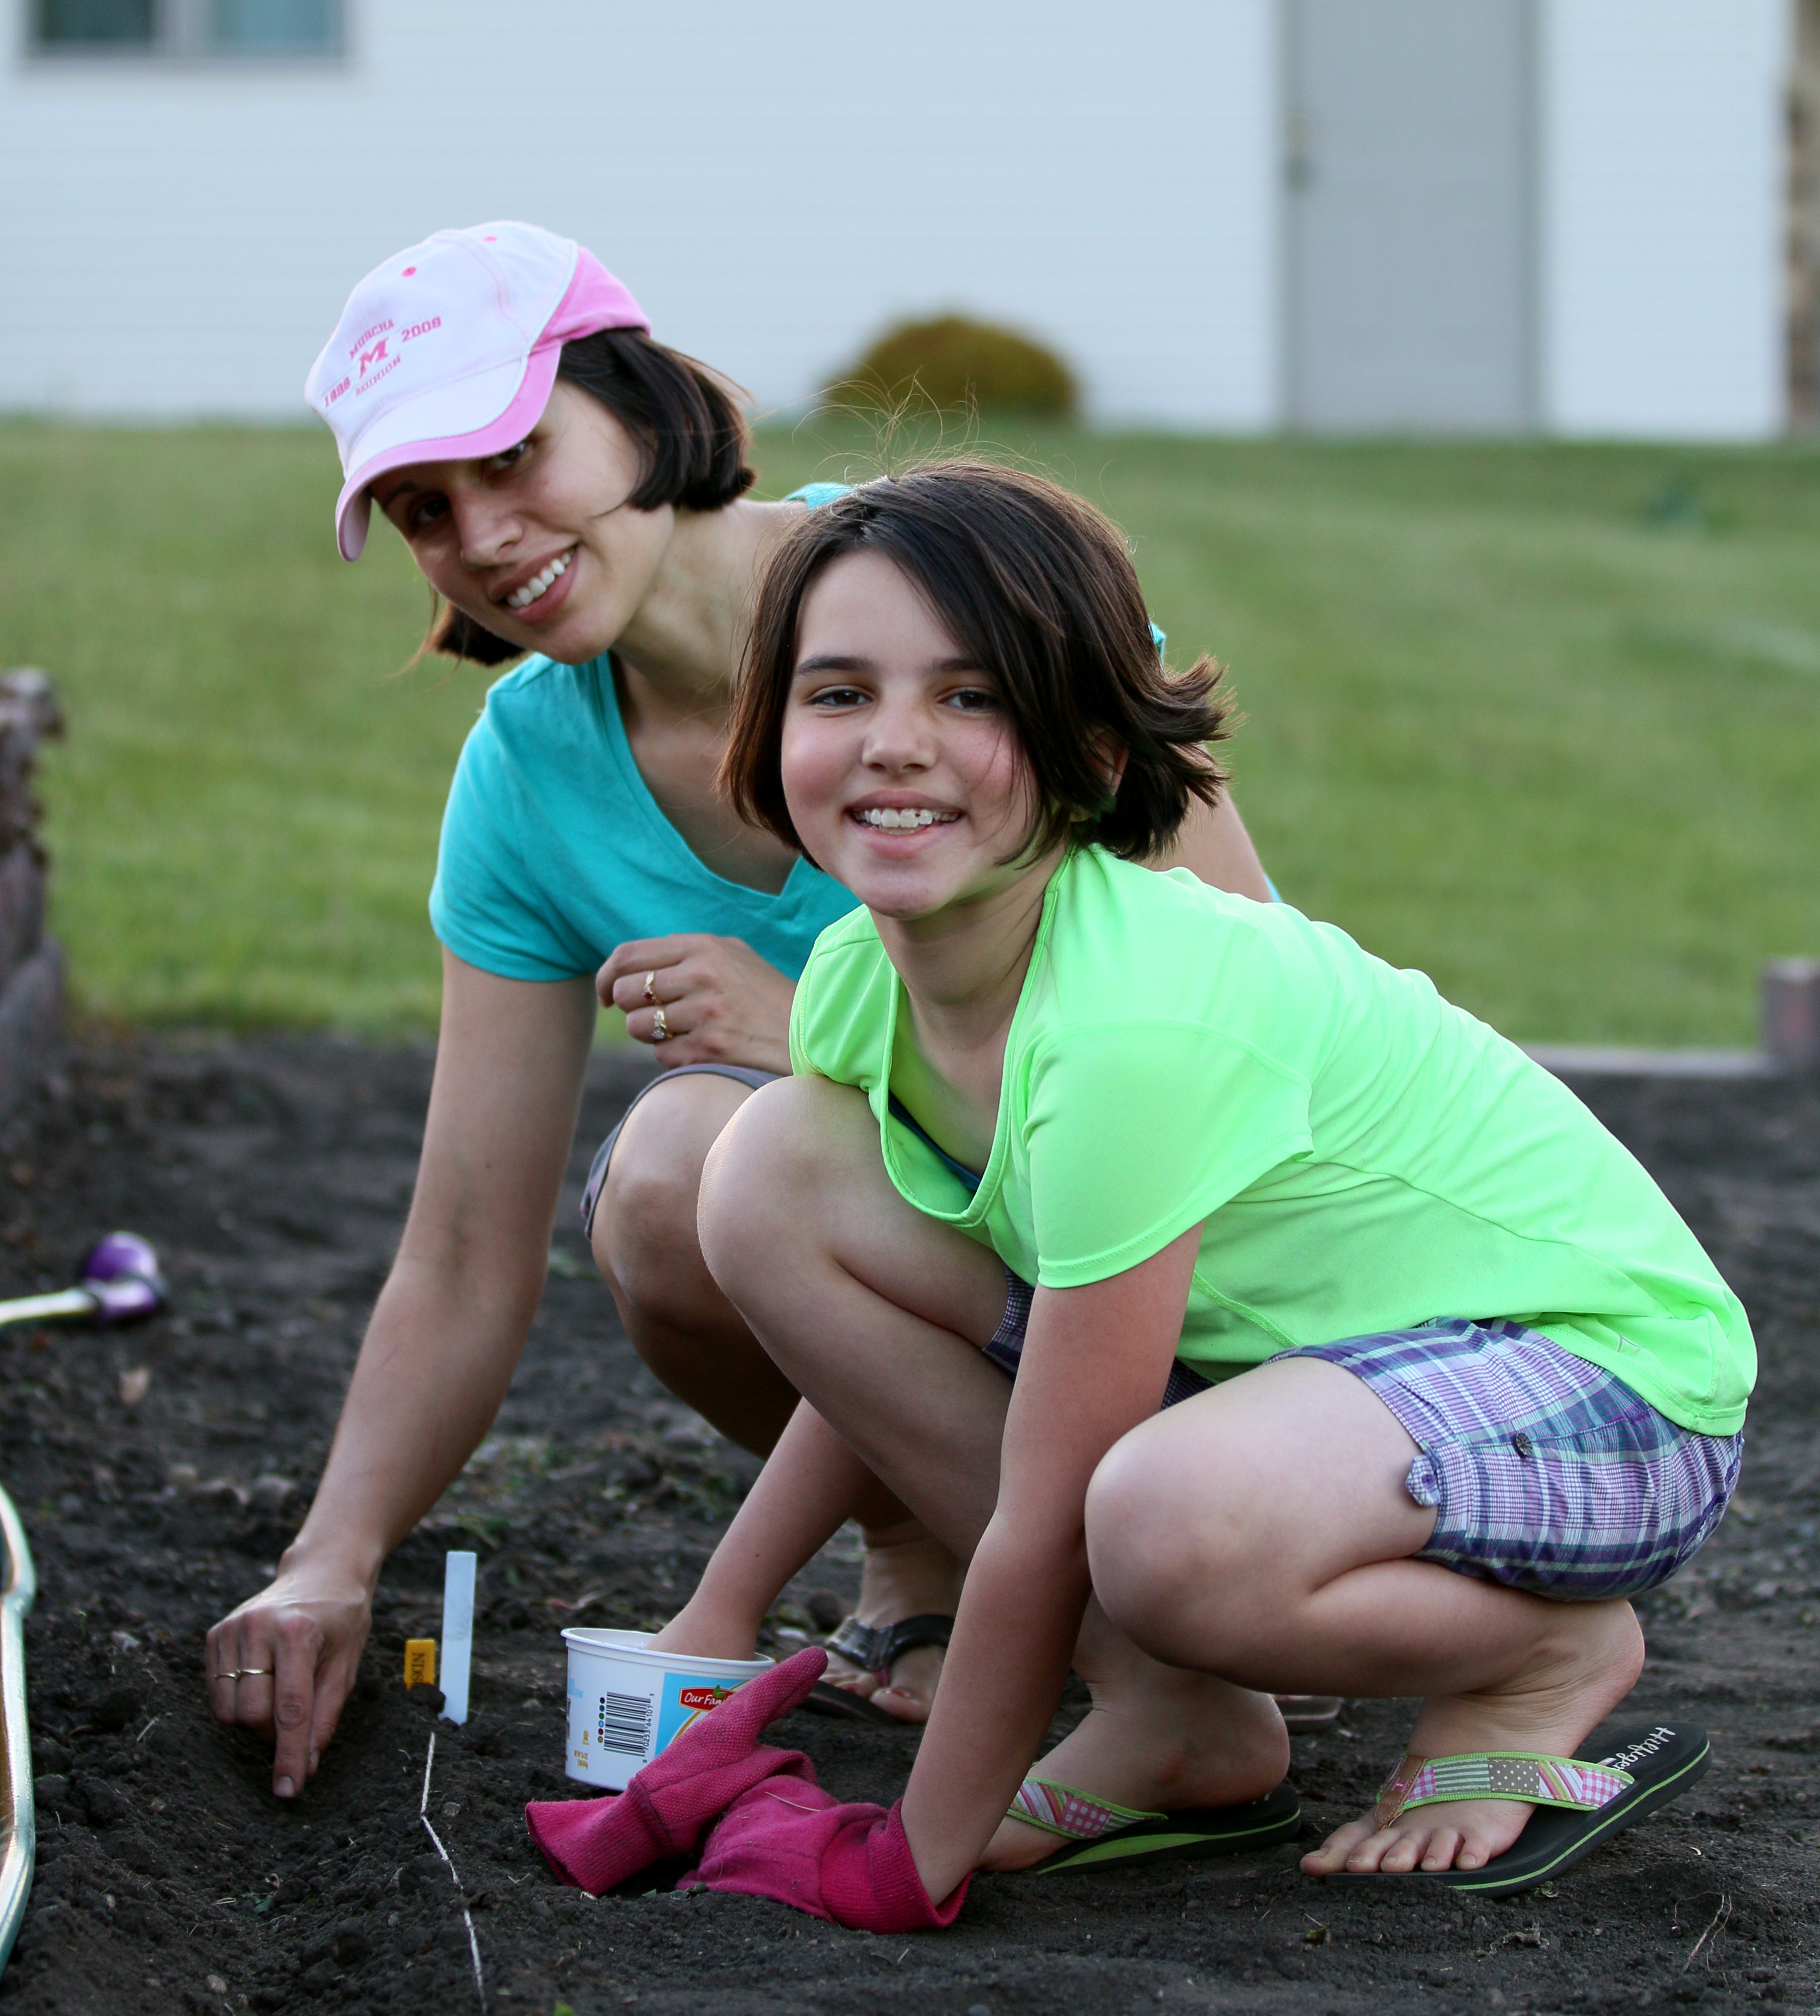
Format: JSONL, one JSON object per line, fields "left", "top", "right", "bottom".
{"left": 779, "top": 550, "right": 1043, "bottom": 921}
{"left": 368, "top": 382, "right": 674, "bottom": 662}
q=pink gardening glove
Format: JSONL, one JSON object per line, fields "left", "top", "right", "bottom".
{"left": 692, "top": 1781, "right": 970, "bottom": 1933}
{"left": 525, "top": 1645, "right": 830, "bottom": 1895}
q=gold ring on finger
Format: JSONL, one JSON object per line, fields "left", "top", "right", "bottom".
{"left": 643, "top": 971, "right": 657, "bottom": 1004}
{"left": 651, "top": 1007, "right": 670, "bottom": 1041}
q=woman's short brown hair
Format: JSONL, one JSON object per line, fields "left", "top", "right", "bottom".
{"left": 721, "top": 461, "right": 1234, "bottom": 863}
{"left": 428, "top": 328, "right": 757, "bottom": 665}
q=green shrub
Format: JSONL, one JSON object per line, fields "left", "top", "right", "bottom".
{"left": 829, "top": 314, "right": 1078, "bottom": 418}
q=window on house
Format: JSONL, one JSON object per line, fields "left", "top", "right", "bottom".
{"left": 210, "top": 0, "right": 337, "bottom": 51}
{"left": 35, "top": 0, "right": 156, "bottom": 42}
{"left": 31, "top": 0, "right": 341, "bottom": 53}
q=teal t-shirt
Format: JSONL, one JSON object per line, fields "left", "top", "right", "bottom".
{"left": 428, "top": 485, "right": 859, "bottom": 983}
{"left": 789, "top": 847, "right": 1754, "bottom": 1436}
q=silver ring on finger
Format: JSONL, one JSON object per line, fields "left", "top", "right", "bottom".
{"left": 651, "top": 1007, "right": 670, "bottom": 1041}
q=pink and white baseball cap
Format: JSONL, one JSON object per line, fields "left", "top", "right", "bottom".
{"left": 305, "top": 222, "right": 649, "bottom": 560}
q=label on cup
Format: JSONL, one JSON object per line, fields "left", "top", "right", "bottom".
{"left": 564, "top": 1669, "right": 740, "bottom": 1778}
{"left": 655, "top": 1675, "right": 738, "bottom": 1753}
{"left": 566, "top": 1670, "right": 608, "bottom": 1777}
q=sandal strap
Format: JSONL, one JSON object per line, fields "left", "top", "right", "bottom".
{"left": 825, "top": 1611, "right": 954, "bottom": 1677}
{"left": 1007, "top": 1776, "right": 1167, "bottom": 1842}
{"left": 877, "top": 1612, "right": 953, "bottom": 1666}
{"left": 1371, "top": 1750, "right": 1634, "bottom": 1830}
{"left": 825, "top": 1615, "right": 886, "bottom": 1672}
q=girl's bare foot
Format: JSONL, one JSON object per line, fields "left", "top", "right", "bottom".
{"left": 1302, "top": 1599, "right": 1645, "bottom": 1878}
{"left": 820, "top": 1520, "right": 964, "bottom": 1723}
{"left": 978, "top": 1666, "right": 1289, "bottom": 1872}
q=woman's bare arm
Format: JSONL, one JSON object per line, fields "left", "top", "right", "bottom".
{"left": 1154, "top": 793, "right": 1273, "bottom": 900}
{"left": 206, "top": 952, "right": 597, "bottom": 1797}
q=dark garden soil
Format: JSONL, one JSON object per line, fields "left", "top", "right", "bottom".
{"left": 0, "top": 1034, "right": 1812, "bottom": 2015}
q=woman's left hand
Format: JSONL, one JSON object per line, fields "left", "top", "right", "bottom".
{"left": 597, "top": 934, "right": 796, "bottom": 1075}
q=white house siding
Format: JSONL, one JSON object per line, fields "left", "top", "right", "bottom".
{"left": 0, "top": 0, "right": 1280, "bottom": 427}
{"left": 1540, "top": 0, "right": 1790, "bottom": 439}
{"left": 1, "top": 0, "right": 1795, "bottom": 437}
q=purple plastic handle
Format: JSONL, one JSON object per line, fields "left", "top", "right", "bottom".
{"left": 79, "top": 1232, "right": 167, "bottom": 1325}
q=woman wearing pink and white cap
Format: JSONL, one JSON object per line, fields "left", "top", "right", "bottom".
{"left": 203, "top": 222, "right": 1276, "bottom": 1800}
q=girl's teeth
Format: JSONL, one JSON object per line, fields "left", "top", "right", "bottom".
{"left": 860, "top": 808, "right": 947, "bottom": 829}
{"left": 507, "top": 552, "right": 570, "bottom": 610}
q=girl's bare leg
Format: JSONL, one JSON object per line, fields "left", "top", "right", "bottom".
{"left": 1084, "top": 1357, "right": 1646, "bottom": 1875}
{"left": 592, "top": 1070, "right": 960, "bottom": 1715}
{"left": 975, "top": 1596, "right": 1289, "bottom": 1871}
{"left": 698, "top": 1075, "right": 1289, "bottom": 1839}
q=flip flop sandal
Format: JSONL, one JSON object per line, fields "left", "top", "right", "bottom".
{"left": 1007, "top": 1774, "right": 1304, "bottom": 1874}
{"left": 1276, "top": 1695, "right": 1345, "bottom": 1733}
{"left": 1331, "top": 1721, "right": 1710, "bottom": 1895}
{"left": 802, "top": 1612, "right": 953, "bottom": 1727}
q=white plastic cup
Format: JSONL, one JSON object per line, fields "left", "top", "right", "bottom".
{"left": 562, "top": 1628, "right": 774, "bottom": 1791}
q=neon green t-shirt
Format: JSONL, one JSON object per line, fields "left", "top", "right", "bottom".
{"left": 788, "top": 847, "right": 1754, "bottom": 1436}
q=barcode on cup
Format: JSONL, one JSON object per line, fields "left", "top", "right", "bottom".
{"left": 595, "top": 1691, "right": 653, "bottom": 1757}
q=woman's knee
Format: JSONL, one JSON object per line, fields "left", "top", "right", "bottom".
{"left": 592, "top": 1076, "right": 752, "bottom": 1316}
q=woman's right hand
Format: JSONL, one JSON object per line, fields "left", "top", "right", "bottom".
{"left": 201, "top": 955, "right": 598, "bottom": 1798}
{"left": 206, "top": 1550, "right": 375, "bottom": 1798}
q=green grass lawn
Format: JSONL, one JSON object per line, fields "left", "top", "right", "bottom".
{"left": 1, "top": 414, "right": 1815, "bottom": 1043}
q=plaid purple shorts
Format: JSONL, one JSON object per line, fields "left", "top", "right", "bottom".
{"left": 1283, "top": 1320, "right": 1743, "bottom": 1599}
{"left": 984, "top": 1284, "right": 1742, "bottom": 1602}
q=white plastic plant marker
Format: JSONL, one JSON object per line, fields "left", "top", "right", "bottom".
{"left": 440, "top": 1550, "right": 476, "bottom": 1725}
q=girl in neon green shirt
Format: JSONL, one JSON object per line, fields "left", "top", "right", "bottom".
{"left": 624, "top": 461, "right": 1747, "bottom": 1921}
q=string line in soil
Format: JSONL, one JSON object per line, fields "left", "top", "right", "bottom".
{"left": 1683, "top": 1892, "right": 1732, "bottom": 1973}
{"left": 420, "top": 1730, "right": 487, "bottom": 2010}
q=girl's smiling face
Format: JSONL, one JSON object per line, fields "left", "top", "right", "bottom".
{"left": 368, "top": 381, "right": 674, "bottom": 662}
{"left": 780, "top": 550, "right": 1045, "bottom": 920}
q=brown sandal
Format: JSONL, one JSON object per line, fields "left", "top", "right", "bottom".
{"left": 802, "top": 1612, "right": 953, "bottom": 1726}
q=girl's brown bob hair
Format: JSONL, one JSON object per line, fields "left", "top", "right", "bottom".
{"left": 721, "top": 462, "right": 1234, "bottom": 864}
{"left": 428, "top": 328, "right": 757, "bottom": 665}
